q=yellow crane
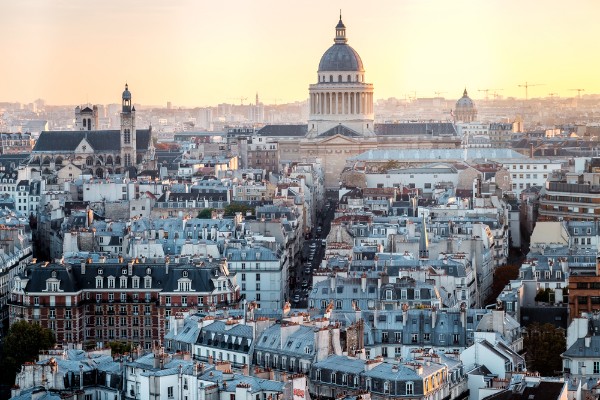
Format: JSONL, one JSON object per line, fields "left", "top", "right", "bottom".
{"left": 569, "top": 88, "right": 585, "bottom": 99}
{"left": 518, "top": 82, "right": 544, "bottom": 100}
{"left": 478, "top": 88, "right": 502, "bottom": 101}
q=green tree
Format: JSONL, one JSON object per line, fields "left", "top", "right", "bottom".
{"left": 108, "top": 341, "right": 132, "bottom": 355}
{"left": 523, "top": 322, "right": 565, "bottom": 376}
{"left": 224, "top": 203, "right": 254, "bottom": 216}
{"left": 1, "top": 321, "right": 56, "bottom": 384}
{"left": 486, "top": 263, "right": 520, "bottom": 304}
{"left": 197, "top": 208, "right": 214, "bottom": 219}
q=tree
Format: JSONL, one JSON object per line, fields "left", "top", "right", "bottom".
{"left": 108, "top": 341, "right": 132, "bottom": 356}
{"left": 523, "top": 322, "right": 565, "bottom": 375}
{"left": 486, "top": 263, "right": 520, "bottom": 305}
{"left": 1, "top": 321, "right": 56, "bottom": 385}
{"left": 224, "top": 203, "right": 254, "bottom": 216}
{"left": 197, "top": 208, "right": 214, "bottom": 219}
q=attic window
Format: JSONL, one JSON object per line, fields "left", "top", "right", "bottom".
{"left": 98, "top": 268, "right": 103, "bottom": 275}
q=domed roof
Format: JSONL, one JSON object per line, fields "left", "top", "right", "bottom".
{"left": 122, "top": 83, "right": 131, "bottom": 100}
{"left": 318, "top": 16, "right": 364, "bottom": 72}
{"left": 319, "top": 44, "right": 364, "bottom": 72}
{"left": 456, "top": 88, "right": 474, "bottom": 108}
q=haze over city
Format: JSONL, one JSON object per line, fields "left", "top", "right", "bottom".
{"left": 3, "top": 0, "right": 600, "bottom": 106}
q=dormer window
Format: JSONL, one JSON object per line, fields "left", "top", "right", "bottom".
{"left": 146, "top": 267, "right": 151, "bottom": 275}
{"left": 96, "top": 276, "right": 103, "bottom": 289}
{"left": 183, "top": 270, "right": 188, "bottom": 278}
{"left": 98, "top": 268, "right": 103, "bottom": 275}
{"left": 144, "top": 276, "right": 152, "bottom": 289}
{"left": 132, "top": 276, "right": 140, "bottom": 289}
{"left": 122, "top": 268, "right": 127, "bottom": 275}
{"left": 108, "top": 277, "right": 115, "bottom": 288}
{"left": 120, "top": 277, "right": 128, "bottom": 288}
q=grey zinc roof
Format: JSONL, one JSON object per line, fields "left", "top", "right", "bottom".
{"left": 319, "top": 125, "right": 361, "bottom": 137}
{"left": 254, "top": 324, "right": 315, "bottom": 357}
{"left": 32, "top": 129, "right": 151, "bottom": 152}
{"left": 364, "top": 361, "right": 442, "bottom": 380}
{"left": 563, "top": 335, "right": 600, "bottom": 358}
{"left": 256, "top": 125, "right": 308, "bottom": 137}
{"left": 198, "top": 370, "right": 285, "bottom": 393}
{"left": 375, "top": 122, "right": 457, "bottom": 136}
{"left": 313, "top": 355, "right": 365, "bottom": 374}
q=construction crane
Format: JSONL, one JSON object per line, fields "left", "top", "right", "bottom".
{"left": 570, "top": 88, "right": 585, "bottom": 99}
{"left": 434, "top": 91, "right": 446, "bottom": 98}
{"left": 478, "top": 88, "right": 502, "bottom": 101}
{"left": 548, "top": 92, "right": 558, "bottom": 99}
{"left": 518, "top": 82, "right": 544, "bottom": 100}
{"left": 229, "top": 97, "right": 248, "bottom": 105}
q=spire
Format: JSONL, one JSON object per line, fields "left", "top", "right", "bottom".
{"left": 419, "top": 214, "right": 429, "bottom": 259}
{"left": 334, "top": 12, "right": 347, "bottom": 44}
{"left": 463, "top": 88, "right": 468, "bottom": 97}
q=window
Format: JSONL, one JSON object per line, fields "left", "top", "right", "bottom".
{"left": 411, "top": 334, "right": 418, "bottom": 343}
{"left": 168, "top": 386, "right": 174, "bottom": 398}
{"left": 406, "top": 381, "right": 414, "bottom": 395}
{"left": 594, "top": 361, "right": 600, "bottom": 374}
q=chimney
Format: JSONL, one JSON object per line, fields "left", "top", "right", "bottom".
{"left": 361, "top": 273, "right": 367, "bottom": 293}
{"left": 585, "top": 336, "right": 592, "bottom": 348}
{"left": 128, "top": 262, "right": 133, "bottom": 276}
{"left": 80, "top": 261, "right": 86, "bottom": 275}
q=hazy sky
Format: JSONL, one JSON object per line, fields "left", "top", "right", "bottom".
{"left": 2, "top": 0, "right": 599, "bottom": 106}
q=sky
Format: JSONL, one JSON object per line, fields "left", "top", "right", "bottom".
{"left": 2, "top": 0, "right": 600, "bottom": 106}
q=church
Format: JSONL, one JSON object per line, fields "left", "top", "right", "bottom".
{"left": 30, "top": 85, "right": 155, "bottom": 178}
{"left": 255, "top": 15, "right": 462, "bottom": 188}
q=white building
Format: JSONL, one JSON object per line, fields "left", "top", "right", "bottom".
{"left": 502, "top": 158, "right": 563, "bottom": 196}
{"left": 365, "top": 163, "right": 459, "bottom": 195}
{"left": 224, "top": 245, "right": 287, "bottom": 309}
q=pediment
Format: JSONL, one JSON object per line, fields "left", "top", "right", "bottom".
{"left": 315, "top": 134, "right": 361, "bottom": 145}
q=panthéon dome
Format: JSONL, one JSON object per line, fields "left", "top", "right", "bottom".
{"left": 318, "top": 15, "right": 364, "bottom": 72}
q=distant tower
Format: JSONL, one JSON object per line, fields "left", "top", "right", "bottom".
{"left": 307, "top": 13, "right": 374, "bottom": 137}
{"left": 120, "top": 84, "right": 137, "bottom": 169}
{"left": 454, "top": 88, "right": 477, "bottom": 123}
{"left": 75, "top": 105, "right": 99, "bottom": 131}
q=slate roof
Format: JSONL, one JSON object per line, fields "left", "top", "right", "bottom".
{"left": 375, "top": 123, "right": 457, "bottom": 136}
{"left": 256, "top": 125, "right": 308, "bottom": 137}
{"left": 563, "top": 335, "right": 600, "bottom": 358}
{"left": 197, "top": 369, "right": 285, "bottom": 393}
{"left": 254, "top": 324, "right": 315, "bottom": 358}
{"left": 319, "top": 125, "right": 361, "bottom": 137}
{"left": 18, "top": 261, "right": 227, "bottom": 293}
{"left": 32, "top": 129, "right": 152, "bottom": 152}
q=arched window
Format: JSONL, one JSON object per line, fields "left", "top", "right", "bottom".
{"left": 338, "top": 75, "right": 342, "bottom": 82}
{"left": 83, "top": 119, "right": 86, "bottom": 127}
{"left": 106, "top": 155, "right": 113, "bottom": 165}
{"left": 88, "top": 118, "right": 92, "bottom": 130}
{"left": 124, "top": 154, "right": 131, "bottom": 167}
{"left": 86, "top": 156, "right": 93, "bottom": 166}
{"left": 347, "top": 74, "right": 351, "bottom": 82}
{"left": 329, "top": 75, "right": 333, "bottom": 82}
{"left": 115, "top": 156, "right": 121, "bottom": 165}
{"left": 124, "top": 128, "right": 131, "bottom": 144}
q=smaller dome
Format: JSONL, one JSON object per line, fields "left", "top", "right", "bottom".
{"left": 122, "top": 84, "right": 131, "bottom": 100}
{"left": 456, "top": 89, "right": 474, "bottom": 108}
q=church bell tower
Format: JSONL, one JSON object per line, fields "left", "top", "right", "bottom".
{"left": 120, "top": 83, "right": 137, "bottom": 169}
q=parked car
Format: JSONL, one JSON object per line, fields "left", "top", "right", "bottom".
{"left": 293, "top": 294, "right": 300, "bottom": 303}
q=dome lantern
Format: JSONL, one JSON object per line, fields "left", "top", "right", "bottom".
{"left": 334, "top": 11, "right": 347, "bottom": 44}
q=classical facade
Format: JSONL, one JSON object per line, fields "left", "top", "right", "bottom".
{"left": 30, "top": 84, "right": 155, "bottom": 178}
{"left": 454, "top": 89, "right": 477, "bottom": 123}
{"left": 307, "top": 14, "right": 374, "bottom": 137}
{"left": 248, "top": 16, "right": 462, "bottom": 189}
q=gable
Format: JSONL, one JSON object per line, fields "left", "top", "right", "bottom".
{"left": 74, "top": 138, "right": 94, "bottom": 154}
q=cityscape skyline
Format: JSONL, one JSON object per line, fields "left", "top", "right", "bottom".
{"left": 2, "top": 0, "right": 600, "bottom": 106}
